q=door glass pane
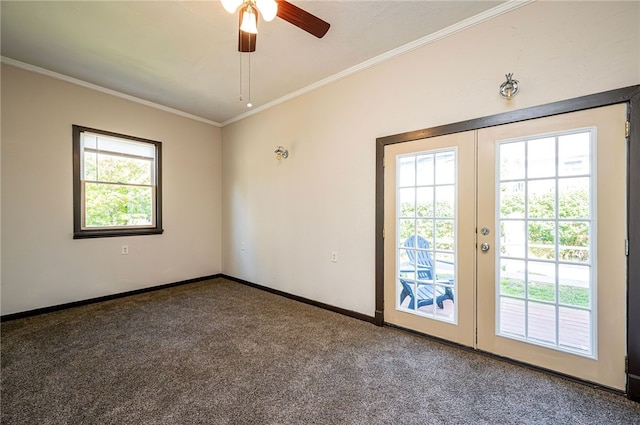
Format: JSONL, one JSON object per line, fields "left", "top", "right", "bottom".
{"left": 398, "top": 188, "right": 415, "bottom": 217}
{"left": 435, "top": 185, "right": 455, "bottom": 218}
{"left": 396, "top": 149, "right": 457, "bottom": 323}
{"left": 500, "top": 182, "right": 525, "bottom": 218}
{"left": 500, "top": 298, "right": 525, "bottom": 337}
{"left": 559, "top": 222, "right": 590, "bottom": 263}
{"left": 399, "top": 249, "right": 411, "bottom": 267}
{"left": 527, "top": 137, "right": 556, "bottom": 178}
{"left": 527, "top": 261, "right": 556, "bottom": 303}
{"left": 415, "top": 219, "right": 434, "bottom": 246}
{"left": 497, "top": 129, "right": 595, "bottom": 357}
{"left": 435, "top": 219, "right": 454, "bottom": 251}
{"left": 528, "top": 302, "right": 557, "bottom": 345}
{"left": 434, "top": 252, "right": 455, "bottom": 281}
{"left": 558, "top": 264, "right": 591, "bottom": 308}
{"left": 528, "top": 221, "right": 555, "bottom": 260}
{"left": 500, "top": 221, "right": 526, "bottom": 257}
{"left": 559, "top": 178, "right": 590, "bottom": 219}
{"left": 500, "top": 141, "right": 525, "bottom": 180}
{"left": 416, "top": 154, "right": 434, "bottom": 186}
{"left": 500, "top": 259, "right": 526, "bottom": 298}
{"left": 528, "top": 180, "right": 555, "bottom": 219}
{"left": 558, "top": 133, "right": 590, "bottom": 177}
{"left": 398, "top": 156, "right": 415, "bottom": 187}
{"left": 398, "top": 219, "right": 415, "bottom": 242}
{"left": 435, "top": 151, "right": 455, "bottom": 184}
{"left": 416, "top": 187, "right": 433, "bottom": 217}
{"left": 559, "top": 307, "right": 591, "bottom": 351}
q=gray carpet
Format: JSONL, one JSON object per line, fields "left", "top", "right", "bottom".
{"left": 2, "top": 277, "right": 639, "bottom": 424}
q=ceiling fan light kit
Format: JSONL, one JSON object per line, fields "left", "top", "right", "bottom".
{"left": 239, "top": 6, "right": 259, "bottom": 34}
{"left": 222, "top": 0, "right": 331, "bottom": 52}
{"left": 221, "top": 0, "right": 241, "bottom": 13}
{"left": 224, "top": 0, "right": 331, "bottom": 109}
{"left": 255, "top": 0, "right": 278, "bottom": 21}
{"left": 222, "top": 0, "right": 278, "bottom": 30}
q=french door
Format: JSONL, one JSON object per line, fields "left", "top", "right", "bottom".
{"left": 383, "top": 131, "right": 476, "bottom": 347}
{"left": 383, "top": 104, "right": 627, "bottom": 390}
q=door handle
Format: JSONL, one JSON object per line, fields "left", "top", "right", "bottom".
{"left": 481, "top": 243, "right": 490, "bottom": 252}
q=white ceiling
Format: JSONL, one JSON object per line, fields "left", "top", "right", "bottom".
{"left": 1, "top": 1, "right": 509, "bottom": 125}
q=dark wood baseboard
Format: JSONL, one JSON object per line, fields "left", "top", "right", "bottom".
{"left": 629, "top": 374, "right": 640, "bottom": 402}
{"left": 222, "top": 274, "right": 376, "bottom": 324}
{"left": 0, "top": 274, "right": 223, "bottom": 322}
{"left": 1, "top": 273, "right": 376, "bottom": 326}
{"left": 374, "top": 310, "right": 384, "bottom": 326}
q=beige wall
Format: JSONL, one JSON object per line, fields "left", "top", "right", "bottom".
{"left": 221, "top": 1, "right": 640, "bottom": 316}
{"left": 2, "top": 1, "right": 638, "bottom": 317}
{"left": 1, "top": 64, "right": 222, "bottom": 315}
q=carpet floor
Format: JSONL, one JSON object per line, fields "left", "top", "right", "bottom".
{"left": 2, "top": 277, "right": 639, "bottom": 424}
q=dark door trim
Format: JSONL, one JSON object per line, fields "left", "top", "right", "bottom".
{"left": 374, "top": 85, "right": 640, "bottom": 401}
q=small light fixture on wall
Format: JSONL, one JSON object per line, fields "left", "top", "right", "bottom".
{"left": 499, "top": 73, "right": 520, "bottom": 100}
{"left": 275, "top": 146, "right": 289, "bottom": 160}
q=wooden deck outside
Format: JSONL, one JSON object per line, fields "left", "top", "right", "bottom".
{"left": 402, "top": 295, "right": 590, "bottom": 354}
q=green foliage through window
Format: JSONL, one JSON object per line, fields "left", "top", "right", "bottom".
{"left": 85, "top": 183, "right": 152, "bottom": 227}
{"left": 501, "top": 185, "right": 590, "bottom": 261}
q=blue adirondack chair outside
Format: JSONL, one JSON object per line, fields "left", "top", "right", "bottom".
{"left": 399, "top": 235, "right": 455, "bottom": 310}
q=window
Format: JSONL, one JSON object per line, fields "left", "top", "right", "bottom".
{"left": 73, "top": 125, "right": 163, "bottom": 239}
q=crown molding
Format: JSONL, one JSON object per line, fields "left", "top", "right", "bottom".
{"left": 0, "top": 56, "right": 222, "bottom": 127}
{"left": 222, "top": 0, "right": 534, "bottom": 126}
{"left": 1, "top": 0, "right": 533, "bottom": 128}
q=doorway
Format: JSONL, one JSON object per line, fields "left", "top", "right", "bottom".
{"left": 379, "top": 101, "right": 631, "bottom": 391}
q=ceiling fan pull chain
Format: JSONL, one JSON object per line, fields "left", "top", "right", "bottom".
{"left": 247, "top": 49, "right": 252, "bottom": 108}
{"left": 239, "top": 49, "right": 243, "bottom": 102}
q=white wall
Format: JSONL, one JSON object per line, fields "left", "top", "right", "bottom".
{"left": 1, "top": 64, "right": 222, "bottom": 315}
{"left": 221, "top": 1, "right": 640, "bottom": 316}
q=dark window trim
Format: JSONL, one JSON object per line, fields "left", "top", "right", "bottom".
{"left": 72, "top": 125, "right": 164, "bottom": 239}
{"left": 374, "top": 85, "right": 640, "bottom": 401}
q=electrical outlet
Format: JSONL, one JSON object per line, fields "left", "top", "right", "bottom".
{"left": 121, "top": 245, "right": 129, "bottom": 255}
{"left": 241, "top": 242, "right": 246, "bottom": 251}
{"left": 331, "top": 251, "right": 338, "bottom": 263}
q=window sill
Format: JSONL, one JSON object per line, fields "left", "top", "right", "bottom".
{"left": 73, "top": 228, "right": 164, "bottom": 239}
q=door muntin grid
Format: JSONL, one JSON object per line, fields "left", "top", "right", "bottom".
{"left": 397, "top": 148, "right": 457, "bottom": 323}
{"left": 496, "top": 128, "right": 596, "bottom": 358}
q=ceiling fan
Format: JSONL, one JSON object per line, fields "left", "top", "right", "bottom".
{"left": 221, "top": 0, "right": 331, "bottom": 52}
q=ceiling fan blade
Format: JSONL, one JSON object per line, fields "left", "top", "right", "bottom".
{"left": 276, "top": 0, "right": 330, "bottom": 39}
{"left": 238, "top": 30, "right": 257, "bottom": 52}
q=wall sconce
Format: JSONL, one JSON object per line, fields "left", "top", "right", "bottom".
{"left": 499, "top": 73, "right": 520, "bottom": 100}
{"left": 275, "top": 146, "right": 289, "bottom": 160}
